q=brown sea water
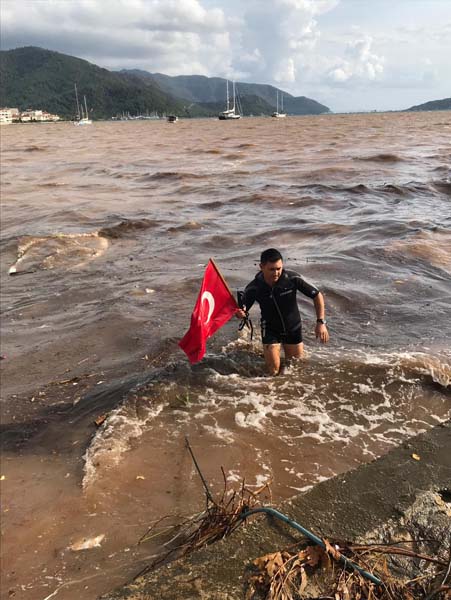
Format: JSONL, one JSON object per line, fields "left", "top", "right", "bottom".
{"left": 1, "top": 112, "right": 450, "bottom": 599}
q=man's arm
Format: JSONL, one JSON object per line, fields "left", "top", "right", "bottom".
{"left": 313, "top": 292, "right": 329, "bottom": 343}
{"left": 235, "top": 282, "right": 257, "bottom": 319}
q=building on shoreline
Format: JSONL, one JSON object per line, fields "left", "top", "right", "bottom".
{"left": 0, "top": 107, "right": 61, "bottom": 124}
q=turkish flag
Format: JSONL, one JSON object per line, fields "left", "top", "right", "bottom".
{"left": 179, "top": 259, "right": 238, "bottom": 364}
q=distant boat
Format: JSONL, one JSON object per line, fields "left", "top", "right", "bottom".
{"left": 167, "top": 115, "right": 178, "bottom": 123}
{"left": 218, "top": 80, "right": 241, "bottom": 120}
{"left": 271, "top": 90, "right": 286, "bottom": 118}
{"left": 73, "top": 84, "right": 92, "bottom": 126}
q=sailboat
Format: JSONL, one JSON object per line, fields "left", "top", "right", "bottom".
{"left": 73, "top": 84, "right": 92, "bottom": 126}
{"left": 271, "top": 90, "right": 286, "bottom": 118}
{"left": 218, "top": 80, "right": 241, "bottom": 120}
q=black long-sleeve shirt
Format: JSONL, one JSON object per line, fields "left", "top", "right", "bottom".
{"left": 243, "top": 269, "right": 319, "bottom": 333}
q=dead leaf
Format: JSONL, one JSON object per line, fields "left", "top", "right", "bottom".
{"left": 94, "top": 414, "right": 107, "bottom": 427}
{"left": 305, "top": 544, "right": 325, "bottom": 567}
{"left": 324, "top": 539, "right": 342, "bottom": 561}
{"left": 298, "top": 566, "right": 308, "bottom": 595}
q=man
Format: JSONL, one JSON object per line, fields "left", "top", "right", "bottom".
{"left": 236, "top": 248, "right": 329, "bottom": 375}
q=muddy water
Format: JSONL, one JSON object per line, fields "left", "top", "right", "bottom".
{"left": 1, "top": 112, "right": 450, "bottom": 599}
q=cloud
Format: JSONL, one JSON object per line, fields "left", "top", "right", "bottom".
{"left": 0, "top": 0, "right": 231, "bottom": 76}
{"left": 1, "top": 0, "right": 450, "bottom": 112}
{"left": 328, "top": 35, "right": 384, "bottom": 84}
{"left": 227, "top": 0, "right": 339, "bottom": 81}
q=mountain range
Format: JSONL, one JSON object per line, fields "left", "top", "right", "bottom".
{"left": 1, "top": 47, "right": 449, "bottom": 119}
{"left": 0, "top": 47, "right": 330, "bottom": 119}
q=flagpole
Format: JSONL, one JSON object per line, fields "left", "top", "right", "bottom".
{"left": 209, "top": 258, "right": 239, "bottom": 308}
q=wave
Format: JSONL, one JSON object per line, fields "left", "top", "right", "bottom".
{"left": 386, "top": 230, "right": 451, "bottom": 273}
{"left": 37, "top": 182, "right": 66, "bottom": 188}
{"left": 137, "top": 171, "right": 207, "bottom": 182}
{"left": 167, "top": 221, "right": 203, "bottom": 233}
{"left": 22, "top": 145, "right": 48, "bottom": 152}
{"left": 200, "top": 200, "right": 224, "bottom": 210}
{"left": 355, "top": 153, "right": 405, "bottom": 163}
{"left": 433, "top": 180, "right": 451, "bottom": 195}
{"left": 83, "top": 396, "right": 164, "bottom": 490}
{"left": 99, "top": 218, "right": 158, "bottom": 238}
{"left": 223, "top": 153, "right": 243, "bottom": 160}
{"left": 201, "top": 149, "right": 222, "bottom": 155}
{"left": 8, "top": 233, "right": 109, "bottom": 275}
{"left": 291, "top": 180, "right": 450, "bottom": 199}
{"left": 81, "top": 347, "right": 450, "bottom": 490}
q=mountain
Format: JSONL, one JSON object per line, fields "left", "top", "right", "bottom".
{"left": 0, "top": 47, "right": 207, "bottom": 119}
{"left": 406, "top": 97, "right": 451, "bottom": 112}
{"left": 124, "top": 71, "right": 330, "bottom": 115}
{"left": 0, "top": 46, "right": 330, "bottom": 118}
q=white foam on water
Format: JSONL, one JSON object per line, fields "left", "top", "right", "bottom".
{"left": 201, "top": 421, "right": 235, "bottom": 444}
{"left": 82, "top": 401, "right": 164, "bottom": 490}
{"left": 10, "top": 232, "right": 109, "bottom": 273}
{"left": 82, "top": 347, "right": 450, "bottom": 490}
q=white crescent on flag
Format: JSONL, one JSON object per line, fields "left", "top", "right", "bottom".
{"left": 201, "top": 291, "right": 215, "bottom": 323}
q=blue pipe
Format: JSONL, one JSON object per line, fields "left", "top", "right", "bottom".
{"left": 241, "top": 507, "right": 382, "bottom": 587}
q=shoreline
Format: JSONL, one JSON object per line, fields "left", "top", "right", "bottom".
{"left": 101, "top": 420, "right": 451, "bottom": 600}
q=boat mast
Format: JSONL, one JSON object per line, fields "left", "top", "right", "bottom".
{"left": 226, "top": 80, "right": 230, "bottom": 112}
{"left": 83, "top": 96, "right": 89, "bottom": 120}
{"left": 276, "top": 90, "right": 279, "bottom": 113}
{"left": 281, "top": 92, "right": 283, "bottom": 113}
{"left": 74, "top": 83, "right": 81, "bottom": 120}
{"left": 232, "top": 81, "right": 236, "bottom": 113}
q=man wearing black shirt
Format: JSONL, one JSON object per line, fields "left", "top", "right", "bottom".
{"left": 237, "top": 248, "right": 329, "bottom": 375}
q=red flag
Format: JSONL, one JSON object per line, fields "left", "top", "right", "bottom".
{"left": 179, "top": 259, "right": 238, "bottom": 364}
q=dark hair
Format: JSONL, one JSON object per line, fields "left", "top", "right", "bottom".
{"left": 260, "top": 248, "right": 283, "bottom": 264}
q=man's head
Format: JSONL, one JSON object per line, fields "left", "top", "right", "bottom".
{"left": 260, "top": 248, "right": 283, "bottom": 286}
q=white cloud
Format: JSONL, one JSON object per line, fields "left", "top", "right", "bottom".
{"left": 0, "top": 0, "right": 232, "bottom": 76}
{"left": 230, "top": 0, "right": 338, "bottom": 81}
{"left": 328, "top": 35, "right": 384, "bottom": 84}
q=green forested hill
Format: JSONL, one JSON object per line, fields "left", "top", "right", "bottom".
{"left": 126, "top": 70, "right": 330, "bottom": 115}
{"left": 406, "top": 97, "right": 451, "bottom": 112}
{"left": 0, "top": 47, "right": 205, "bottom": 119}
{"left": 0, "top": 46, "right": 331, "bottom": 118}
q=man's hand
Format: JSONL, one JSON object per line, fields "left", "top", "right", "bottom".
{"left": 315, "top": 323, "right": 329, "bottom": 343}
{"left": 235, "top": 308, "right": 246, "bottom": 319}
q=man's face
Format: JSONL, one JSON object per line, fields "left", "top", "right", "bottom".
{"left": 260, "top": 259, "right": 283, "bottom": 286}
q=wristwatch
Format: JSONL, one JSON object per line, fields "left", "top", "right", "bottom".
{"left": 316, "top": 318, "right": 327, "bottom": 325}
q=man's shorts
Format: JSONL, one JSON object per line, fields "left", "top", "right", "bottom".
{"left": 261, "top": 324, "right": 303, "bottom": 345}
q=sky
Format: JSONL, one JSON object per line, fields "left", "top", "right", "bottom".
{"left": 1, "top": 0, "right": 450, "bottom": 112}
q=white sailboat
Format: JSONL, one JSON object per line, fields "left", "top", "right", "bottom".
{"left": 73, "top": 84, "right": 92, "bottom": 126}
{"left": 218, "top": 80, "right": 241, "bottom": 120}
{"left": 271, "top": 90, "right": 286, "bottom": 118}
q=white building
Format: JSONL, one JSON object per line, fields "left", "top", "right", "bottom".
{"left": 0, "top": 108, "right": 14, "bottom": 124}
{"left": 17, "top": 109, "right": 61, "bottom": 122}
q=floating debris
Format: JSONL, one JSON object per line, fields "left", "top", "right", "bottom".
{"left": 68, "top": 534, "right": 105, "bottom": 551}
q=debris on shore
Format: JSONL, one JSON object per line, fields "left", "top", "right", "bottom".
{"left": 99, "top": 423, "right": 451, "bottom": 600}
